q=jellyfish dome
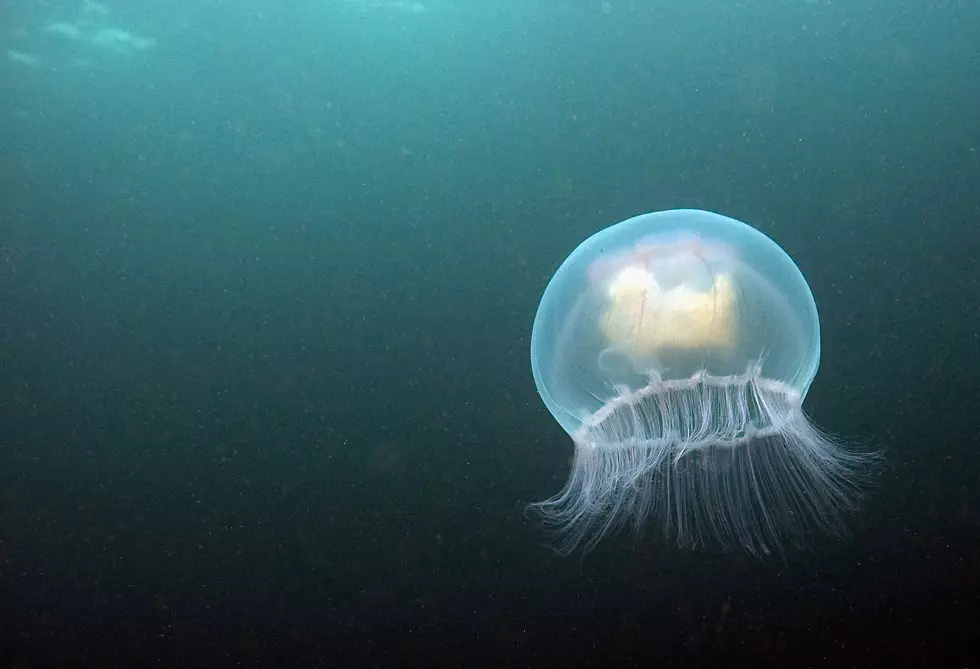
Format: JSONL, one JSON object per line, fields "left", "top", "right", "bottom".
{"left": 529, "top": 209, "right": 877, "bottom": 557}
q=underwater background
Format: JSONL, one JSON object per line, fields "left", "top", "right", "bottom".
{"left": 2, "top": 0, "right": 979, "bottom": 666}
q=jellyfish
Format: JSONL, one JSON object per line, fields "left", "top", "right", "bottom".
{"left": 529, "top": 209, "right": 878, "bottom": 557}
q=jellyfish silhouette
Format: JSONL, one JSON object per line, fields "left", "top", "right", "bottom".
{"left": 529, "top": 209, "right": 878, "bottom": 557}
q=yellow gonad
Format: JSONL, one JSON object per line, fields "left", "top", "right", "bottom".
{"left": 600, "top": 264, "right": 736, "bottom": 357}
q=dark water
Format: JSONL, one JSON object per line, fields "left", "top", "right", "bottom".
{"left": 2, "top": 0, "right": 978, "bottom": 666}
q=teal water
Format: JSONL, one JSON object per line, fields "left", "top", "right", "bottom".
{"left": 2, "top": 0, "right": 978, "bottom": 666}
